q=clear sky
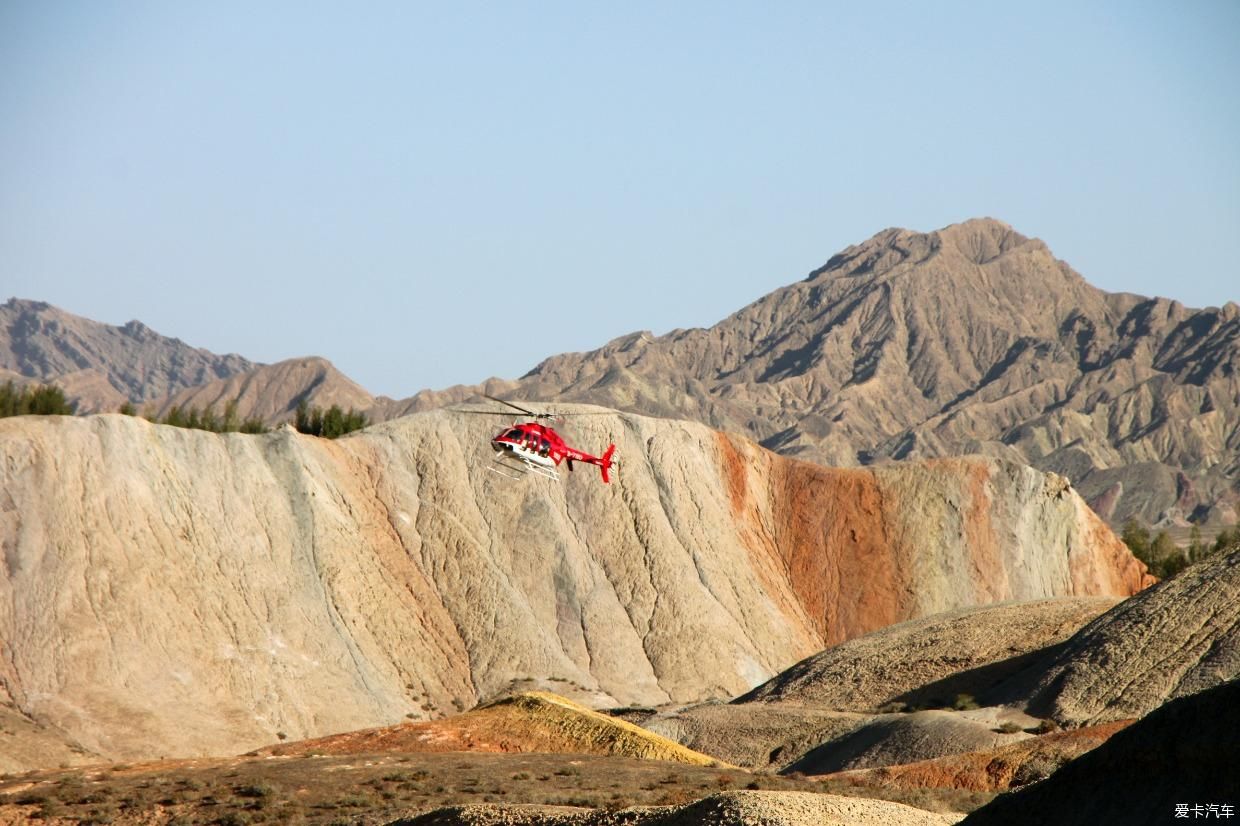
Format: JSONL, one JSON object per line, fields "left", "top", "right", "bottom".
{"left": 2, "top": 2, "right": 1237, "bottom": 396}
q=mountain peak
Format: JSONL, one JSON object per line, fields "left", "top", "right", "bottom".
{"left": 933, "top": 217, "right": 1037, "bottom": 264}
{"left": 0, "top": 300, "right": 258, "bottom": 407}
{"left": 812, "top": 217, "right": 1039, "bottom": 282}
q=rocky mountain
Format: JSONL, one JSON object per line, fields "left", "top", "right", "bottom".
{"left": 0, "top": 297, "right": 256, "bottom": 410}
{"left": 735, "top": 598, "right": 1120, "bottom": 711}
{"left": 960, "top": 679, "right": 1239, "bottom": 826}
{"left": 824, "top": 720, "right": 1132, "bottom": 795}
{"left": 0, "top": 409, "right": 1146, "bottom": 766}
{"left": 630, "top": 598, "right": 1118, "bottom": 772}
{"left": 11, "top": 219, "right": 1236, "bottom": 526}
{"left": 406, "top": 218, "right": 1240, "bottom": 527}
{"left": 986, "top": 547, "right": 1240, "bottom": 725}
{"left": 622, "top": 552, "right": 1235, "bottom": 796}
{"left": 152, "top": 356, "right": 377, "bottom": 424}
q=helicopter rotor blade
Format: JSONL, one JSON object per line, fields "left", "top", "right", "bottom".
{"left": 482, "top": 395, "right": 554, "bottom": 419}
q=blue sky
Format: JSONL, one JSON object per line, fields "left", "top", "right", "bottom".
{"left": 2, "top": 2, "right": 1237, "bottom": 396}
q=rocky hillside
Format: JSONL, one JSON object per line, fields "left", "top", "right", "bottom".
{"left": 960, "top": 680, "right": 1240, "bottom": 826}
{"left": 630, "top": 598, "right": 1119, "bottom": 772}
{"left": 736, "top": 598, "right": 1119, "bottom": 711}
{"left": 152, "top": 356, "right": 377, "bottom": 424}
{"left": 824, "top": 720, "right": 1132, "bottom": 795}
{"left": 0, "top": 298, "right": 256, "bottom": 409}
{"left": 986, "top": 548, "right": 1240, "bottom": 725}
{"left": 0, "top": 409, "right": 1146, "bottom": 765}
{"left": 253, "top": 691, "right": 721, "bottom": 764}
{"left": 406, "top": 218, "right": 1240, "bottom": 527}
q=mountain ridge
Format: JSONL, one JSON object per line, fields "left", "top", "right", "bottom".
{"left": 405, "top": 218, "right": 1240, "bottom": 526}
{"left": 8, "top": 218, "right": 1237, "bottom": 526}
{"left": 0, "top": 297, "right": 257, "bottom": 409}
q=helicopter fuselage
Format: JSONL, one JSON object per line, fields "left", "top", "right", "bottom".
{"left": 491, "top": 421, "right": 615, "bottom": 481}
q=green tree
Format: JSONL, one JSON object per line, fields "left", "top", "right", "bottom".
{"left": 0, "top": 381, "right": 76, "bottom": 418}
{"left": 1149, "top": 531, "right": 1187, "bottom": 578}
{"left": 156, "top": 399, "right": 268, "bottom": 435}
{"left": 1121, "top": 519, "right": 1151, "bottom": 562}
{"left": 1187, "top": 525, "right": 1207, "bottom": 562}
{"left": 223, "top": 399, "right": 240, "bottom": 432}
{"left": 291, "top": 400, "right": 367, "bottom": 439}
{"left": 1211, "top": 527, "right": 1240, "bottom": 558}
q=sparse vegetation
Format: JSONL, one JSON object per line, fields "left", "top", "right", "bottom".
{"left": 0, "top": 381, "right": 76, "bottom": 418}
{"left": 1029, "top": 718, "right": 1060, "bottom": 734}
{"left": 1199, "top": 526, "right": 1240, "bottom": 561}
{"left": 293, "top": 399, "right": 367, "bottom": 438}
{"left": 953, "top": 693, "right": 980, "bottom": 711}
{"left": 1011, "top": 752, "right": 1067, "bottom": 787}
{"left": 996, "top": 721, "right": 1023, "bottom": 734}
{"left": 1121, "top": 520, "right": 1186, "bottom": 578}
{"left": 156, "top": 399, "right": 268, "bottom": 434}
{"left": 1122, "top": 519, "right": 1239, "bottom": 579}
{"left": 0, "top": 748, "right": 1006, "bottom": 823}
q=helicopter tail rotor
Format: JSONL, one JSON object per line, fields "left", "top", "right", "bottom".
{"left": 600, "top": 444, "right": 616, "bottom": 483}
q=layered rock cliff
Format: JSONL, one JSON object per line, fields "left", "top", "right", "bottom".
{"left": 0, "top": 409, "right": 1146, "bottom": 764}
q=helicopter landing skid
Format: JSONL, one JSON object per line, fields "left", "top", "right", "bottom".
{"left": 489, "top": 452, "right": 558, "bottom": 481}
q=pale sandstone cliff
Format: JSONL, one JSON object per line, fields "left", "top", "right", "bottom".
{"left": 0, "top": 410, "right": 1146, "bottom": 765}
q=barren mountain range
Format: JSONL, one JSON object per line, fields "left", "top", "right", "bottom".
{"left": 409, "top": 218, "right": 1239, "bottom": 529}
{"left": 0, "top": 298, "right": 256, "bottom": 409}
{"left": 6, "top": 219, "right": 1234, "bottom": 527}
{"left": 2, "top": 218, "right": 1236, "bottom": 824}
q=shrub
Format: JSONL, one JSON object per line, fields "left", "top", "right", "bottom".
{"left": 0, "top": 381, "right": 76, "bottom": 418}
{"left": 1204, "top": 527, "right": 1240, "bottom": 561}
{"left": 953, "top": 693, "right": 980, "bottom": 711}
{"left": 293, "top": 400, "right": 367, "bottom": 438}
{"left": 158, "top": 399, "right": 268, "bottom": 434}
{"left": 996, "top": 721, "right": 1023, "bottom": 734}
{"left": 1122, "top": 519, "right": 1189, "bottom": 579}
{"left": 1030, "top": 718, "right": 1060, "bottom": 734}
{"left": 1011, "top": 753, "right": 1066, "bottom": 787}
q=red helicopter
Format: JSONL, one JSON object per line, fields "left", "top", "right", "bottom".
{"left": 456, "top": 396, "right": 617, "bottom": 483}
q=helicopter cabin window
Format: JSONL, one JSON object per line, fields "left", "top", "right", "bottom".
{"left": 501, "top": 429, "right": 523, "bottom": 440}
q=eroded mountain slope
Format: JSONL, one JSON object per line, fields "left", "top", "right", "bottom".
{"left": 0, "top": 409, "right": 1146, "bottom": 765}
{"left": 987, "top": 548, "right": 1240, "bottom": 724}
